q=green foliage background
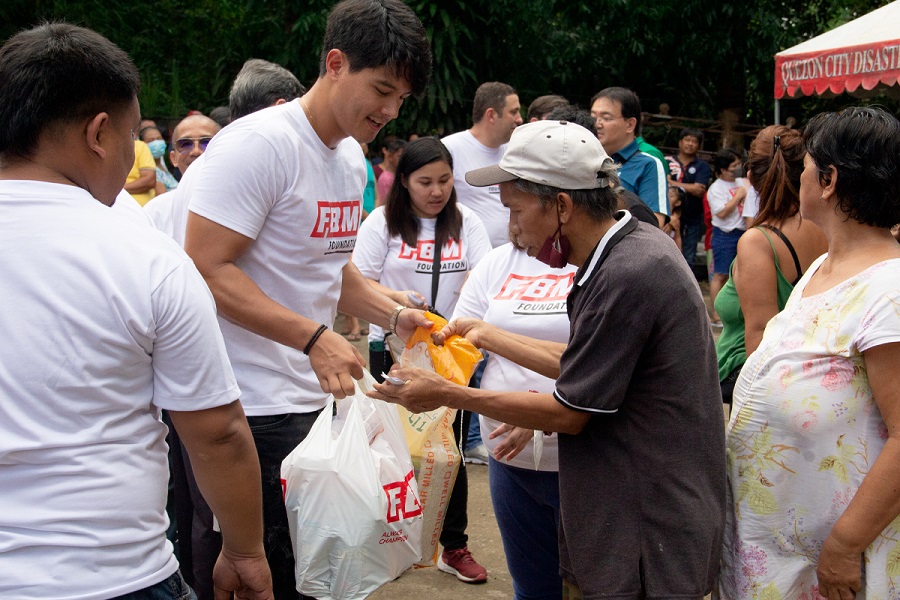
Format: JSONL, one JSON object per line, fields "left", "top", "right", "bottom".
{"left": 2, "top": 0, "right": 896, "bottom": 140}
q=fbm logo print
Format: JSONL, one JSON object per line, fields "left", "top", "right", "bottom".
{"left": 495, "top": 273, "right": 574, "bottom": 302}
{"left": 383, "top": 470, "right": 422, "bottom": 523}
{"left": 311, "top": 200, "right": 361, "bottom": 238}
{"left": 397, "top": 239, "right": 462, "bottom": 261}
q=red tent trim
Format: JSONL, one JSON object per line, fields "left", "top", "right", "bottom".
{"left": 775, "top": 39, "right": 900, "bottom": 99}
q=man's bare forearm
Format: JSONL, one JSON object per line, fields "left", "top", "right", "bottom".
{"left": 170, "top": 402, "right": 265, "bottom": 557}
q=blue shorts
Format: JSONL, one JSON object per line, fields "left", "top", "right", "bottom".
{"left": 710, "top": 227, "right": 744, "bottom": 275}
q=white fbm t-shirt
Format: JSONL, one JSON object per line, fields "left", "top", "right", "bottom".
{"left": 353, "top": 204, "right": 491, "bottom": 344}
{"left": 452, "top": 244, "right": 575, "bottom": 471}
{"left": 442, "top": 130, "right": 509, "bottom": 248}
{"left": 188, "top": 100, "right": 366, "bottom": 416}
{"left": 0, "top": 181, "right": 238, "bottom": 600}
{"left": 707, "top": 178, "right": 749, "bottom": 233}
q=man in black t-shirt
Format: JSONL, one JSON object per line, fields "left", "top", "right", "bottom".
{"left": 666, "top": 128, "right": 712, "bottom": 267}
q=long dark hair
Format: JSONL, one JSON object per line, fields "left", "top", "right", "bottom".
{"left": 747, "top": 125, "right": 804, "bottom": 227}
{"left": 385, "top": 137, "right": 462, "bottom": 250}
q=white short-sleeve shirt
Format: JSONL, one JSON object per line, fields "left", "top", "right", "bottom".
{"left": 0, "top": 181, "right": 238, "bottom": 600}
{"left": 707, "top": 178, "right": 748, "bottom": 233}
{"left": 187, "top": 101, "right": 367, "bottom": 415}
{"left": 452, "top": 244, "right": 576, "bottom": 471}
{"left": 353, "top": 204, "right": 491, "bottom": 343}
{"left": 442, "top": 130, "right": 510, "bottom": 248}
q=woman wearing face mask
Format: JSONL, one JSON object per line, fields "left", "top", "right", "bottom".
{"left": 352, "top": 137, "right": 492, "bottom": 582}
{"left": 139, "top": 126, "right": 178, "bottom": 195}
{"left": 707, "top": 149, "right": 749, "bottom": 326}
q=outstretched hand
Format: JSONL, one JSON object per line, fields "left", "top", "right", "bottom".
{"left": 367, "top": 366, "right": 457, "bottom": 413}
{"left": 394, "top": 308, "right": 433, "bottom": 342}
{"left": 433, "top": 317, "right": 490, "bottom": 348}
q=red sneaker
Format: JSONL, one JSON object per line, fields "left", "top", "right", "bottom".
{"left": 437, "top": 547, "right": 488, "bottom": 583}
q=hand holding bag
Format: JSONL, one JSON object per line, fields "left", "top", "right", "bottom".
{"left": 281, "top": 371, "right": 423, "bottom": 599}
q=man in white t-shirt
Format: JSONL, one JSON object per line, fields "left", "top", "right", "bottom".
{"left": 442, "top": 81, "right": 523, "bottom": 248}
{"left": 182, "top": 1, "right": 433, "bottom": 597}
{"left": 0, "top": 23, "right": 271, "bottom": 600}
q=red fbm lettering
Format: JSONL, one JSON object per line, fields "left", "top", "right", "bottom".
{"left": 397, "top": 239, "right": 462, "bottom": 261}
{"left": 311, "top": 200, "right": 361, "bottom": 238}
{"left": 495, "top": 273, "right": 574, "bottom": 302}
{"left": 383, "top": 470, "right": 422, "bottom": 523}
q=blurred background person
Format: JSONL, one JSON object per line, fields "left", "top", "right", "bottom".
{"left": 714, "top": 126, "right": 827, "bottom": 404}
{"left": 707, "top": 148, "right": 748, "bottom": 326}
{"left": 124, "top": 136, "right": 156, "bottom": 205}
{"left": 139, "top": 125, "right": 178, "bottom": 195}
{"left": 525, "top": 94, "right": 568, "bottom": 122}
{"left": 376, "top": 135, "right": 406, "bottom": 207}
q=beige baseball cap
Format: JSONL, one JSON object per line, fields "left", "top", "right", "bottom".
{"left": 465, "top": 120, "right": 613, "bottom": 190}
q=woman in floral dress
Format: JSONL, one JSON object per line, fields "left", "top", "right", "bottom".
{"left": 718, "top": 107, "right": 900, "bottom": 600}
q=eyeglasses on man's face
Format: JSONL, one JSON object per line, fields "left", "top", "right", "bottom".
{"left": 173, "top": 137, "right": 213, "bottom": 154}
{"left": 592, "top": 113, "right": 625, "bottom": 124}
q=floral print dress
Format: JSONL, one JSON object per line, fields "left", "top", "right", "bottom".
{"left": 718, "top": 256, "right": 900, "bottom": 600}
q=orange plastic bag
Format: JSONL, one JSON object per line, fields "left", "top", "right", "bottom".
{"left": 402, "top": 312, "right": 481, "bottom": 385}
{"left": 390, "top": 312, "right": 481, "bottom": 565}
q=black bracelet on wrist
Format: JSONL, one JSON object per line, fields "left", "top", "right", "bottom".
{"left": 302, "top": 324, "right": 328, "bottom": 355}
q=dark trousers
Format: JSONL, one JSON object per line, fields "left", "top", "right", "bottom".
{"left": 111, "top": 571, "right": 196, "bottom": 600}
{"left": 371, "top": 343, "right": 470, "bottom": 552}
{"left": 246, "top": 411, "right": 321, "bottom": 600}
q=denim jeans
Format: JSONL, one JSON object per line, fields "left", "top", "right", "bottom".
{"left": 111, "top": 571, "right": 196, "bottom": 600}
{"left": 489, "top": 457, "right": 561, "bottom": 600}
{"left": 246, "top": 411, "right": 322, "bottom": 600}
{"left": 681, "top": 220, "right": 705, "bottom": 267}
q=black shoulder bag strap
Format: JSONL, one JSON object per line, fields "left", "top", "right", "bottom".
{"left": 430, "top": 238, "right": 444, "bottom": 318}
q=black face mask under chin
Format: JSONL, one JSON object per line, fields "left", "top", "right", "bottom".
{"left": 535, "top": 221, "right": 571, "bottom": 268}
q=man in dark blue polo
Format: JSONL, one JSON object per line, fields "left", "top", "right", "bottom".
{"left": 666, "top": 127, "right": 712, "bottom": 266}
{"left": 591, "top": 86, "right": 668, "bottom": 226}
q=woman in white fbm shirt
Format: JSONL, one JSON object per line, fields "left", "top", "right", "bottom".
{"left": 452, "top": 242, "right": 576, "bottom": 598}
{"left": 353, "top": 137, "right": 491, "bottom": 375}
{"left": 352, "top": 137, "right": 491, "bottom": 581}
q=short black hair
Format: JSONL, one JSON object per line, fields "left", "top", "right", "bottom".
{"left": 381, "top": 134, "right": 406, "bottom": 153}
{"left": 472, "top": 82, "right": 517, "bottom": 124}
{"left": 803, "top": 106, "right": 900, "bottom": 229}
{"left": 679, "top": 128, "right": 703, "bottom": 143}
{"left": 229, "top": 58, "right": 305, "bottom": 121}
{"left": 713, "top": 148, "right": 740, "bottom": 175}
{"left": 591, "top": 87, "right": 642, "bottom": 136}
{"left": 546, "top": 106, "right": 596, "bottom": 136}
{"left": 208, "top": 106, "right": 231, "bottom": 128}
{"left": 318, "top": 0, "right": 432, "bottom": 98}
{"left": 0, "top": 22, "right": 140, "bottom": 158}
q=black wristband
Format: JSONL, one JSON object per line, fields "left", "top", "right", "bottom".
{"left": 302, "top": 324, "right": 328, "bottom": 355}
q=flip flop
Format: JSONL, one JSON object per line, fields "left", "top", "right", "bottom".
{"left": 345, "top": 333, "right": 361, "bottom": 341}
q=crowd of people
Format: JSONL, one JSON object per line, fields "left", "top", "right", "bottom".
{"left": 2, "top": 1, "right": 900, "bottom": 600}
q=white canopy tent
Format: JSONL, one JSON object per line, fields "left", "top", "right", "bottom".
{"left": 774, "top": 0, "right": 900, "bottom": 122}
